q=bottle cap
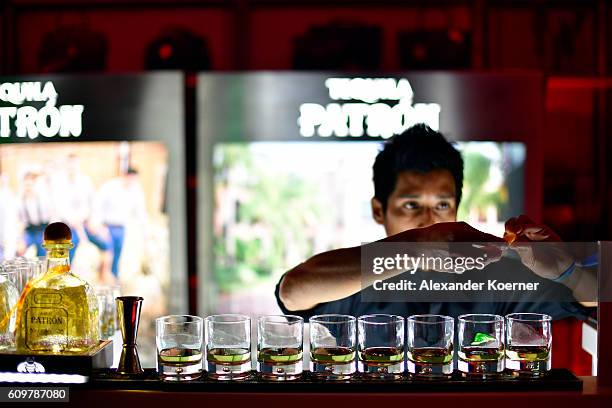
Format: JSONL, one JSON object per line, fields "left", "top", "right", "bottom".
{"left": 43, "top": 222, "right": 73, "bottom": 246}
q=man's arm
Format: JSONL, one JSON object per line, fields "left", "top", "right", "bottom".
{"left": 505, "top": 215, "right": 598, "bottom": 307}
{"left": 279, "top": 247, "right": 361, "bottom": 311}
{"left": 565, "top": 265, "right": 597, "bottom": 307}
{"left": 279, "top": 222, "right": 504, "bottom": 311}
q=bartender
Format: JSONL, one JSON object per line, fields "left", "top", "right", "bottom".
{"left": 276, "top": 124, "right": 596, "bottom": 320}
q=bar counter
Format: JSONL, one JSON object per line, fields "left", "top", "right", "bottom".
{"left": 64, "top": 375, "right": 611, "bottom": 408}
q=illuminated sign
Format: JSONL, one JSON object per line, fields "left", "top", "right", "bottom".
{"left": 298, "top": 78, "right": 441, "bottom": 139}
{"left": 0, "top": 81, "right": 84, "bottom": 139}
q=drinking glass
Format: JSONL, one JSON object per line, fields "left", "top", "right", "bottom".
{"left": 407, "top": 314, "right": 454, "bottom": 378}
{"left": 156, "top": 315, "right": 203, "bottom": 381}
{"left": 205, "top": 314, "right": 252, "bottom": 380}
{"left": 0, "top": 269, "right": 19, "bottom": 350}
{"left": 257, "top": 315, "right": 303, "bottom": 381}
{"left": 96, "top": 286, "right": 117, "bottom": 339}
{"left": 357, "top": 314, "right": 405, "bottom": 380}
{"left": 458, "top": 314, "right": 504, "bottom": 378}
{"left": 1, "top": 257, "right": 44, "bottom": 295}
{"left": 505, "top": 313, "right": 552, "bottom": 377}
{"left": 309, "top": 314, "right": 356, "bottom": 380}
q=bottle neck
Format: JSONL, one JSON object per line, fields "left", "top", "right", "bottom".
{"left": 45, "top": 247, "right": 71, "bottom": 273}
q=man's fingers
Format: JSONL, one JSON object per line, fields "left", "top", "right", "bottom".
{"left": 505, "top": 214, "right": 536, "bottom": 233}
{"left": 504, "top": 214, "right": 560, "bottom": 243}
{"left": 521, "top": 226, "right": 551, "bottom": 240}
{"left": 504, "top": 217, "right": 522, "bottom": 235}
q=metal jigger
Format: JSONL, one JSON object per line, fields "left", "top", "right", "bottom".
{"left": 116, "top": 296, "right": 144, "bottom": 376}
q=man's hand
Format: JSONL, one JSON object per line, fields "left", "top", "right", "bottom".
{"left": 504, "top": 214, "right": 597, "bottom": 306}
{"left": 504, "top": 214, "right": 573, "bottom": 280}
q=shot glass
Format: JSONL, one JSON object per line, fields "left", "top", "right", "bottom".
{"left": 505, "top": 313, "right": 552, "bottom": 377}
{"left": 1, "top": 259, "right": 26, "bottom": 296}
{"left": 309, "top": 314, "right": 356, "bottom": 380}
{"left": 407, "top": 314, "right": 454, "bottom": 378}
{"left": 357, "top": 314, "right": 405, "bottom": 380}
{"left": 156, "top": 315, "right": 203, "bottom": 381}
{"left": 458, "top": 314, "right": 504, "bottom": 378}
{"left": 257, "top": 315, "right": 304, "bottom": 381}
{"left": 0, "top": 269, "right": 20, "bottom": 350}
{"left": 25, "top": 257, "right": 44, "bottom": 284}
{"left": 205, "top": 314, "right": 252, "bottom": 380}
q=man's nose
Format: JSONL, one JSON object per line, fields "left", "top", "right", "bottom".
{"left": 417, "top": 208, "right": 435, "bottom": 228}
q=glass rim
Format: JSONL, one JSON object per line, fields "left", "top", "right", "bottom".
{"left": 156, "top": 314, "right": 203, "bottom": 325}
{"left": 505, "top": 313, "right": 552, "bottom": 322}
{"left": 257, "top": 314, "right": 304, "bottom": 325}
{"left": 407, "top": 314, "right": 454, "bottom": 324}
{"left": 0, "top": 265, "right": 27, "bottom": 272}
{"left": 1, "top": 257, "right": 31, "bottom": 263}
{"left": 205, "top": 313, "right": 250, "bottom": 323}
{"left": 458, "top": 314, "right": 504, "bottom": 324}
{"left": 95, "top": 287, "right": 114, "bottom": 293}
{"left": 117, "top": 296, "right": 143, "bottom": 301}
{"left": 310, "top": 314, "right": 356, "bottom": 324}
{"left": 357, "top": 314, "right": 404, "bottom": 325}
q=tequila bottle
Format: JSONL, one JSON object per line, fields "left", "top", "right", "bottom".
{"left": 16, "top": 222, "right": 99, "bottom": 353}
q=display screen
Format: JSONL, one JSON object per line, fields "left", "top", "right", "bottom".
{"left": 0, "top": 73, "right": 186, "bottom": 367}
{"left": 0, "top": 140, "right": 169, "bottom": 293}
{"left": 211, "top": 140, "right": 525, "bottom": 316}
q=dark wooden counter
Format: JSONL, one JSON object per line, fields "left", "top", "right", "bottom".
{"left": 65, "top": 376, "right": 611, "bottom": 408}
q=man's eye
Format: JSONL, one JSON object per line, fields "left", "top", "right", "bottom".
{"left": 403, "top": 201, "right": 419, "bottom": 210}
{"left": 436, "top": 201, "right": 450, "bottom": 210}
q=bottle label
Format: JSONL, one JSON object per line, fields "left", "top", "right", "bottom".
{"left": 25, "top": 307, "right": 68, "bottom": 351}
{"left": 34, "top": 293, "right": 62, "bottom": 304}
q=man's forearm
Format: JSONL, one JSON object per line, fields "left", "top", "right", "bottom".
{"left": 278, "top": 244, "right": 422, "bottom": 311}
{"left": 279, "top": 247, "right": 362, "bottom": 311}
{"left": 279, "top": 227, "right": 430, "bottom": 310}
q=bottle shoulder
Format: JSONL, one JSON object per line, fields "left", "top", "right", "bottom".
{"left": 33, "top": 271, "right": 91, "bottom": 290}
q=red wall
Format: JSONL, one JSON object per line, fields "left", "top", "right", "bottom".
{"left": 15, "top": 8, "right": 235, "bottom": 73}
{"left": 248, "top": 7, "right": 470, "bottom": 70}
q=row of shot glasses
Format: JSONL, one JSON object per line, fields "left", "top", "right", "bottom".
{"left": 155, "top": 313, "right": 551, "bottom": 381}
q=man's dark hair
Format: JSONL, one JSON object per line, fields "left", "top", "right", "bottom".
{"left": 373, "top": 124, "right": 464, "bottom": 212}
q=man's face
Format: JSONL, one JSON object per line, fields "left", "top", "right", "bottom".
{"left": 371, "top": 169, "right": 458, "bottom": 236}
